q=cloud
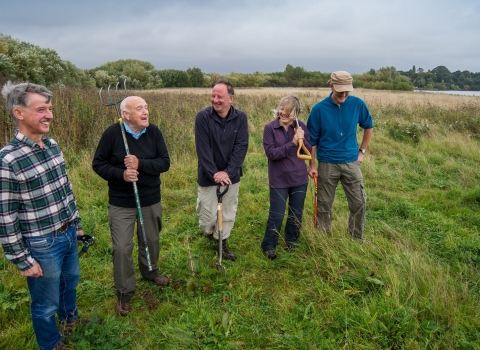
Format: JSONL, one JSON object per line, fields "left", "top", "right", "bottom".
{"left": 1, "top": 0, "right": 479, "bottom": 74}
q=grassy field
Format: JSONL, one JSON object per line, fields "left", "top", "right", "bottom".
{"left": 1, "top": 88, "right": 480, "bottom": 349}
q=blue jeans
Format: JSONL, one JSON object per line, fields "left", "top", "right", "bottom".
{"left": 261, "top": 184, "right": 308, "bottom": 251}
{"left": 24, "top": 224, "right": 80, "bottom": 350}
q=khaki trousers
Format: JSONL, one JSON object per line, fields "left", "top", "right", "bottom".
{"left": 196, "top": 182, "right": 240, "bottom": 240}
{"left": 108, "top": 202, "right": 162, "bottom": 303}
{"left": 316, "top": 161, "right": 366, "bottom": 239}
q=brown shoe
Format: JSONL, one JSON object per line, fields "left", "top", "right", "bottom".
{"left": 115, "top": 301, "right": 131, "bottom": 316}
{"left": 152, "top": 275, "right": 169, "bottom": 286}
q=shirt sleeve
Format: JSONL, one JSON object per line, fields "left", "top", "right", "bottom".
{"left": 263, "top": 122, "right": 296, "bottom": 160}
{"left": 92, "top": 125, "right": 126, "bottom": 182}
{"left": 195, "top": 112, "right": 219, "bottom": 181}
{"left": 0, "top": 158, "right": 36, "bottom": 271}
{"left": 358, "top": 100, "right": 374, "bottom": 129}
{"left": 224, "top": 113, "right": 249, "bottom": 178}
{"left": 306, "top": 107, "right": 321, "bottom": 147}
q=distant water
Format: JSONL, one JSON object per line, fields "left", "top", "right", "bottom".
{"left": 414, "top": 90, "right": 480, "bottom": 97}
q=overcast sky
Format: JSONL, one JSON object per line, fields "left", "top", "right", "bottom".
{"left": 1, "top": 0, "right": 479, "bottom": 75}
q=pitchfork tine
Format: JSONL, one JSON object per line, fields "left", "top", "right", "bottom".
{"left": 115, "top": 82, "right": 121, "bottom": 101}
{"left": 98, "top": 80, "right": 128, "bottom": 118}
{"left": 108, "top": 85, "right": 114, "bottom": 104}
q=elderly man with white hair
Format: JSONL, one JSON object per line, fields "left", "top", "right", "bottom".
{"left": 92, "top": 95, "right": 170, "bottom": 316}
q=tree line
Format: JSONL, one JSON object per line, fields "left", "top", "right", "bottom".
{"left": 1, "top": 34, "right": 479, "bottom": 91}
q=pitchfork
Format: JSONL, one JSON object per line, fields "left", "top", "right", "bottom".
{"left": 98, "top": 80, "right": 153, "bottom": 271}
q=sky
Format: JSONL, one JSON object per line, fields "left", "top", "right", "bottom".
{"left": 1, "top": 0, "right": 479, "bottom": 75}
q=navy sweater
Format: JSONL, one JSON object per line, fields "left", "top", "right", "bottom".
{"left": 195, "top": 106, "right": 249, "bottom": 187}
{"left": 92, "top": 123, "right": 170, "bottom": 208}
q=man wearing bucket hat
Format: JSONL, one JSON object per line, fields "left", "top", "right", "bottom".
{"left": 306, "top": 71, "right": 373, "bottom": 242}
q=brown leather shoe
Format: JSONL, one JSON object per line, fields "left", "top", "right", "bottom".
{"left": 152, "top": 275, "right": 169, "bottom": 286}
{"left": 115, "top": 301, "right": 131, "bottom": 316}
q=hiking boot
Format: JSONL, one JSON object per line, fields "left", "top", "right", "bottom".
{"left": 205, "top": 232, "right": 214, "bottom": 240}
{"left": 263, "top": 250, "right": 277, "bottom": 260}
{"left": 115, "top": 301, "right": 131, "bottom": 316}
{"left": 218, "top": 239, "right": 236, "bottom": 261}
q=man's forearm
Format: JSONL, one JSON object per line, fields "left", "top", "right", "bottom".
{"left": 360, "top": 128, "right": 373, "bottom": 150}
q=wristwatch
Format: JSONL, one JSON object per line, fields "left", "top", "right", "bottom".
{"left": 359, "top": 148, "right": 366, "bottom": 154}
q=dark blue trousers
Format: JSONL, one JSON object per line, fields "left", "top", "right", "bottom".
{"left": 261, "top": 184, "right": 308, "bottom": 251}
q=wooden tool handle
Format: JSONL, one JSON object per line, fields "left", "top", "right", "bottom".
{"left": 296, "top": 138, "right": 312, "bottom": 160}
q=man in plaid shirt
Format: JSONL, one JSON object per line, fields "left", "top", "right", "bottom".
{"left": 0, "top": 82, "right": 85, "bottom": 350}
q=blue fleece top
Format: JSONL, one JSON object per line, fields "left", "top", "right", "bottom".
{"left": 307, "top": 93, "right": 373, "bottom": 164}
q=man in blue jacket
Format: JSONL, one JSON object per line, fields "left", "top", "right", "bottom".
{"left": 195, "top": 80, "right": 249, "bottom": 261}
{"left": 307, "top": 71, "right": 373, "bottom": 241}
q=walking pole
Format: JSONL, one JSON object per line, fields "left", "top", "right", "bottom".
{"left": 295, "top": 118, "right": 312, "bottom": 161}
{"left": 313, "top": 174, "right": 318, "bottom": 227}
{"left": 98, "top": 80, "right": 153, "bottom": 271}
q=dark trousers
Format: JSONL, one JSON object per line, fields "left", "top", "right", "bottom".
{"left": 261, "top": 184, "right": 308, "bottom": 251}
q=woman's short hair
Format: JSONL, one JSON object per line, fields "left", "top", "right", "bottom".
{"left": 274, "top": 94, "right": 301, "bottom": 119}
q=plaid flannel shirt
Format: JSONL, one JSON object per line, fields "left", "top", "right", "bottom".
{"left": 0, "top": 131, "right": 81, "bottom": 271}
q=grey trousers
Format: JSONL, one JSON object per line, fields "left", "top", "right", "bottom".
{"left": 316, "top": 161, "right": 366, "bottom": 239}
{"left": 196, "top": 182, "right": 240, "bottom": 240}
{"left": 108, "top": 202, "right": 162, "bottom": 303}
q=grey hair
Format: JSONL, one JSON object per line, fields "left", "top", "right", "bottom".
{"left": 120, "top": 98, "right": 127, "bottom": 114}
{"left": 1, "top": 81, "right": 53, "bottom": 125}
{"left": 273, "top": 94, "right": 301, "bottom": 119}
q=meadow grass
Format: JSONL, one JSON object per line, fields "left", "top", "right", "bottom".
{"left": 0, "top": 88, "right": 479, "bottom": 349}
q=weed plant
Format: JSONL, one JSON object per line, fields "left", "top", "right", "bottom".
{"left": 0, "top": 89, "right": 479, "bottom": 349}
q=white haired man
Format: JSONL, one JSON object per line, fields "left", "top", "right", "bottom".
{"left": 92, "top": 95, "right": 170, "bottom": 316}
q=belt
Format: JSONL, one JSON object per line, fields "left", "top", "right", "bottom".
{"left": 58, "top": 221, "right": 72, "bottom": 233}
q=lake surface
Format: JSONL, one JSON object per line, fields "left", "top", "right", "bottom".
{"left": 414, "top": 90, "right": 480, "bottom": 97}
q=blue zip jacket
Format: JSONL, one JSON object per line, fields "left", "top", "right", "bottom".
{"left": 307, "top": 93, "right": 373, "bottom": 164}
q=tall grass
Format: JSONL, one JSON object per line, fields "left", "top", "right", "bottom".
{"left": 1, "top": 88, "right": 479, "bottom": 349}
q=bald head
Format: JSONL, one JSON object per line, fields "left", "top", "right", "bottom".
{"left": 120, "top": 96, "right": 149, "bottom": 133}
